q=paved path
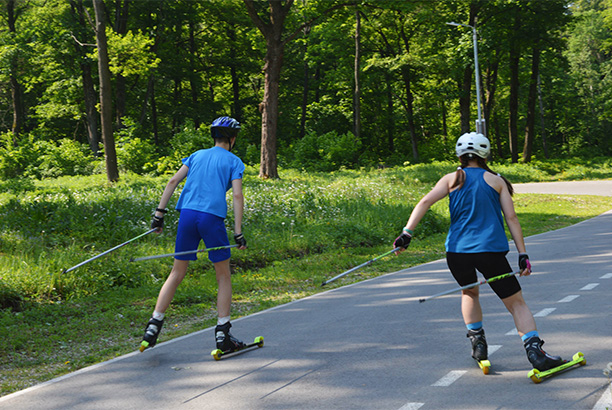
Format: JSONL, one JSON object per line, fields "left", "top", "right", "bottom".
{"left": 514, "top": 179, "right": 612, "bottom": 196}
{"left": 1, "top": 181, "right": 611, "bottom": 409}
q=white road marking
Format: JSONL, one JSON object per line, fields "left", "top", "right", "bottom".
{"left": 398, "top": 403, "right": 424, "bottom": 410}
{"left": 593, "top": 385, "right": 612, "bottom": 410}
{"left": 580, "top": 283, "right": 600, "bottom": 290}
{"left": 534, "top": 308, "right": 556, "bottom": 317}
{"left": 432, "top": 370, "right": 467, "bottom": 386}
{"left": 489, "top": 344, "right": 502, "bottom": 355}
{"left": 600, "top": 273, "right": 612, "bottom": 279}
{"left": 506, "top": 328, "right": 518, "bottom": 336}
{"left": 558, "top": 295, "right": 580, "bottom": 303}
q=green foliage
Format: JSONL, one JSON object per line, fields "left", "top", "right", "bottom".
{"left": 115, "top": 118, "right": 157, "bottom": 174}
{"left": 289, "top": 130, "right": 362, "bottom": 171}
{"left": 0, "top": 132, "right": 96, "bottom": 179}
{"left": 156, "top": 121, "right": 214, "bottom": 174}
{"left": 100, "top": 28, "right": 160, "bottom": 77}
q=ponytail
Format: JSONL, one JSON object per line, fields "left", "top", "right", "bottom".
{"left": 452, "top": 155, "right": 514, "bottom": 195}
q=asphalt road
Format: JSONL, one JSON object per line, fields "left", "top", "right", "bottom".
{"left": 1, "top": 182, "right": 611, "bottom": 410}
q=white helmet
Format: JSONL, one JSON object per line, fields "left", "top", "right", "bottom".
{"left": 455, "top": 132, "right": 490, "bottom": 158}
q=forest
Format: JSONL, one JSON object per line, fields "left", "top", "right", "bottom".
{"left": 1, "top": 0, "right": 611, "bottom": 182}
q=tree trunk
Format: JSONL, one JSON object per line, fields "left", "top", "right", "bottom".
{"left": 94, "top": 0, "right": 119, "bottom": 182}
{"left": 484, "top": 48, "right": 500, "bottom": 147}
{"left": 399, "top": 26, "right": 418, "bottom": 162}
{"left": 537, "top": 73, "right": 549, "bottom": 159}
{"left": 243, "top": 0, "right": 294, "bottom": 179}
{"left": 459, "top": 68, "right": 472, "bottom": 134}
{"left": 508, "top": 12, "right": 521, "bottom": 163}
{"left": 353, "top": 8, "right": 361, "bottom": 140}
{"left": 70, "top": 0, "right": 100, "bottom": 156}
{"left": 259, "top": 40, "right": 283, "bottom": 179}
{"left": 386, "top": 72, "right": 394, "bottom": 152}
{"left": 6, "top": 0, "right": 25, "bottom": 138}
{"left": 114, "top": 0, "right": 129, "bottom": 129}
{"left": 81, "top": 63, "right": 100, "bottom": 155}
{"left": 522, "top": 44, "right": 540, "bottom": 163}
{"left": 226, "top": 24, "right": 242, "bottom": 123}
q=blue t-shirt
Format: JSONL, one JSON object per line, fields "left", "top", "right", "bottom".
{"left": 445, "top": 167, "right": 509, "bottom": 253}
{"left": 175, "top": 146, "right": 245, "bottom": 218}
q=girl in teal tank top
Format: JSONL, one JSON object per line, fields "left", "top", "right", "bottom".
{"left": 392, "top": 132, "right": 565, "bottom": 372}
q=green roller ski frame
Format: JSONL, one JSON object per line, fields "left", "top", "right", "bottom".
{"left": 527, "top": 352, "right": 586, "bottom": 383}
{"left": 211, "top": 336, "right": 264, "bottom": 360}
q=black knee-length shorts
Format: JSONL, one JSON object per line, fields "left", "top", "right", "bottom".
{"left": 446, "top": 252, "right": 521, "bottom": 299}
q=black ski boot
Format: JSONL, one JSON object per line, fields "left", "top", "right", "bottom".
{"left": 142, "top": 318, "right": 164, "bottom": 349}
{"left": 467, "top": 328, "right": 488, "bottom": 361}
{"left": 524, "top": 336, "right": 565, "bottom": 371}
{"left": 215, "top": 322, "right": 246, "bottom": 352}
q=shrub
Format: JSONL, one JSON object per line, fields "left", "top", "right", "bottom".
{"left": 290, "top": 130, "right": 361, "bottom": 172}
{"left": 38, "top": 138, "right": 95, "bottom": 178}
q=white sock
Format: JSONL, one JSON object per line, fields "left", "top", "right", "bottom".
{"left": 217, "top": 316, "right": 230, "bottom": 326}
{"left": 152, "top": 311, "right": 165, "bottom": 321}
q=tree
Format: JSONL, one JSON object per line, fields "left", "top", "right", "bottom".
{"left": 69, "top": 0, "right": 100, "bottom": 156}
{"left": 243, "top": 0, "right": 349, "bottom": 178}
{"left": 93, "top": 0, "right": 119, "bottom": 182}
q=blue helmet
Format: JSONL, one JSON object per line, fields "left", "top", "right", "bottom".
{"left": 211, "top": 116, "right": 240, "bottom": 139}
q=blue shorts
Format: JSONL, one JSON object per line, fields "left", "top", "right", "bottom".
{"left": 175, "top": 209, "right": 230, "bottom": 263}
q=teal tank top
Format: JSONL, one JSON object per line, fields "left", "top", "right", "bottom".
{"left": 445, "top": 167, "right": 509, "bottom": 253}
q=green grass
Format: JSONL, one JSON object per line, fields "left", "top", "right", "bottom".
{"left": 1, "top": 159, "right": 612, "bottom": 396}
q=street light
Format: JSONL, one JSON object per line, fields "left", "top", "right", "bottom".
{"left": 447, "top": 21, "right": 486, "bottom": 136}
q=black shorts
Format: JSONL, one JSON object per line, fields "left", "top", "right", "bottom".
{"left": 446, "top": 252, "right": 521, "bottom": 299}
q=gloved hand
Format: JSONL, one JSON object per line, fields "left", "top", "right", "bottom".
{"left": 518, "top": 253, "right": 531, "bottom": 274}
{"left": 393, "top": 231, "right": 412, "bottom": 250}
{"left": 234, "top": 233, "right": 247, "bottom": 248}
{"left": 151, "top": 215, "right": 164, "bottom": 231}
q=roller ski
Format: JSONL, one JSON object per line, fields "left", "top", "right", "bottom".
{"left": 139, "top": 318, "right": 163, "bottom": 352}
{"left": 527, "top": 351, "right": 586, "bottom": 383}
{"left": 210, "top": 322, "right": 263, "bottom": 360}
{"left": 524, "top": 336, "right": 584, "bottom": 383}
{"left": 467, "top": 328, "right": 490, "bottom": 375}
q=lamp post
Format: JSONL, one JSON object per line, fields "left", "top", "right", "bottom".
{"left": 447, "top": 22, "right": 485, "bottom": 136}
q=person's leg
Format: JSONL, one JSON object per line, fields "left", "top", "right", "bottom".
{"left": 214, "top": 258, "right": 232, "bottom": 318}
{"left": 500, "top": 290, "right": 536, "bottom": 337}
{"left": 461, "top": 286, "right": 483, "bottom": 326}
{"left": 154, "top": 258, "right": 190, "bottom": 313}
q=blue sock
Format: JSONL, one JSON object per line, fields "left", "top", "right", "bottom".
{"left": 521, "top": 330, "right": 539, "bottom": 342}
{"left": 466, "top": 321, "right": 483, "bottom": 331}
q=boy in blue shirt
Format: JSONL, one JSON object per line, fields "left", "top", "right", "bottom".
{"left": 141, "top": 116, "right": 248, "bottom": 353}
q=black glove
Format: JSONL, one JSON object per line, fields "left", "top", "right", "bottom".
{"left": 234, "top": 233, "right": 247, "bottom": 247}
{"left": 151, "top": 215, "right": 164, "bottom": 230}
{"left": 394, "top": 232, "right": 412, "bottom": 250}
{"left": 519, "top": 253, "right": 531, "bottom": 272}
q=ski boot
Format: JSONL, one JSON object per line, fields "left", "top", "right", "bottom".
{"left": 215, "top": 322, "right": 246, "bottom": 353}
{"left": 467, "top": 328, "right": 490, "bottom": 374}
{"left": 139, "top": 318, "right": 163, "bottom": 352}
{"left": 467, "top": 328, "right": 488, "bottom": 361}
{"left": 524, "top": 336, "right": 565, "bottom": 371}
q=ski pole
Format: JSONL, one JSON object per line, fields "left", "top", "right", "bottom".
{"left": 321, "top": 247, "right": 401, "bottom": 287}
{"left": 62, "top": 228, "right": 157, "bottom": 274}
{"left": 129, "top": 244, "right": 239, "bottom": 262}
{"left": 418, "top": 271, "right": 521, "bottom": 303}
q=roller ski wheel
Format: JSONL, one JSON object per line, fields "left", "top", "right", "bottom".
{"left": 211, "top": 336, "right": 264, "bottom": 361}
{"left": 477, "top": 359, "right": 491, "bottom": 375}
{"left": 527, "top": 352, "right": 586, "bottom": 383}
{"left": 139, "top": 318, "right": 163, "bottom": 352}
